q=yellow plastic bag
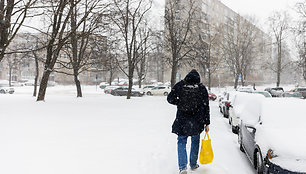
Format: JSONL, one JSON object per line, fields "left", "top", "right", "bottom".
{"left": 199, "top": 132, "right": 214, "bottom": 164}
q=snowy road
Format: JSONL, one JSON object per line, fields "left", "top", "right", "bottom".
{"left": 0, "top": 86, "right": 255, "bottom": 174}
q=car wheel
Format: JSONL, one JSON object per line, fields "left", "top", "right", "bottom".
{"left": 147, "top": 91, "right": 152, "bottom": 96}
{"left": 0, "top": 89, "right": 5, "bottom": 94}
{"left": 256, "top": 151, "right": 264, "bottom": 174}
{"left": 163, "top": 92, "right": 168, "bottom": 96}
{"left": 113, "top": 92, "right": 118, "bottom": 96}
{"left": 232, "top": 125, "right": 238, "bottom": 134}
{"left": 238, "top": 131, "right": 245, "bottom": 153}
{"left": 223, "top": 108, "right": 226, "bottom": 117}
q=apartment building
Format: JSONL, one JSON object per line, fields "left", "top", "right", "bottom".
{"left": 164, "top": 0, "right": 272, "bottom": 87}
{"left": 0, "top": 33, "right": 108, "bottom": 85}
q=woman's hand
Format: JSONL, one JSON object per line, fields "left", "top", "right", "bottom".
{"left": 205, "top": 125, "right": 209, "bottom": 132}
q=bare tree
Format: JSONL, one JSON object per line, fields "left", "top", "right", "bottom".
{"left": 22, "top": 34, "right": 44, "bottom": 96}
{"left": 109, "top": 0, "right": 152, "bottom": 99}
{"left": 50, "top": 0, "right": 102, "bottom": 97}
{"left": 135, "top": 21, "right": 151, "bottom": 88}
{"left": 36, "top": 0, "right": 97, "bottom": 101}
{"left": 268, "top": 11, "right": 290, "bottom": 87}
{"left": 151, "top": 30, "right": 165, "bottom": 83}
{"left": 220, "top": 15, "right": 261, "bottom": 89}
{"left": 194, "top": 23, "right": 222, "bottom": 90}
{"left": 294, "top": 1, "right": 306, "bottom": 81}
{"left": 0, "top": 0, "right": 37, "bottom": 63}
{"left": 164, "top": 0, "right": 197, "bottom": 87}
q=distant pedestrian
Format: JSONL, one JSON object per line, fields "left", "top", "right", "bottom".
{"left": 167, "top": 69, "right": 210, "bottom": 174}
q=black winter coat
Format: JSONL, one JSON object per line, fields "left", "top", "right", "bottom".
{"left": 167, "top": 71, "right": 210, "bottom": 136}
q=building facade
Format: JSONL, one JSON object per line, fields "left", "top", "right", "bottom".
{"left": 164, "top": 0, "right": 272, "bottom": 87}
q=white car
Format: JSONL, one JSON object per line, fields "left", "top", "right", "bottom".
{"left": 229, "top": 92, "right": 264, "bottom": 134}
{"left": 147, "top": 86, "right": 171, "bottom": 96}
{"left": 140, "top": 85, "right": 156, "bottom": 95}
{"left": 0, "top": 85, "right": 15, "bottom": 94}
{"left": 239, "top": 98, "right": 306, "bottom": 174}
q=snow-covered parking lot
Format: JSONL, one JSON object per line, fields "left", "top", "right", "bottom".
{"left": 0, "top": 86, "right": 256, "bottom": 174}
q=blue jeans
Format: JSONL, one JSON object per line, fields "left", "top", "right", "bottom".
{"left": 177, "top": 135, "right": 200, "bottom": 170}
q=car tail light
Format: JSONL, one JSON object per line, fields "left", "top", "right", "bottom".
{"left": 110, "top": 90, "right": 112, "bottom": 93}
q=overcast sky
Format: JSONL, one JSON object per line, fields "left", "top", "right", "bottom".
{"left": 220, "top": 0, "right": 301, "bottom": 27}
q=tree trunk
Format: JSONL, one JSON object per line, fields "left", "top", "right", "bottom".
{"left": 170, "top": 60, "right": 178, "bottom": 88}
{"left": 9, "top": 66, "right": 12, "bottom": 87}
{"left": 126, "top": 63, "right": 134, "bottom": 99}
{"left": 74, "top": 72, "right": 82, "bottom": 97}
{"left": 138, "top": 78, "right": 142, "bottom": 88}
{"left": 33, "top": 52, "right": 39, "bottom": 97}
{"left": 234, "top": 75, "right": 239, "bottom": 89}
{"left": 70, "top": 0, "right": 82, "bottom": 97}
{"left": 127, "top": 75, "right": 133, "bottom": 99}
{"left": 241, "top": 74, "right": 245, "bottom": 86}
{"left": 109, "top": 70, "right": 113, "bottom": 86}
{"left": 37, "top": 70, "right": 51, "bottom": 101}
{"left": 208, "top": 69, "right": 211, "bottom": 91}
{"left": 276, "top": 42, "right": 282, "bottom": 87}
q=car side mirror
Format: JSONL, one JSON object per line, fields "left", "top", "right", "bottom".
{"left": 246, "top": 125, "right": 256, "bottom": 134}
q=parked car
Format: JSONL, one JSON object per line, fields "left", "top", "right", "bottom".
{"left": 111, "top": 87, "right": 143, "bottom": 97}
{"left": 239, "top": 98, "right": 306, "bottom": 174}
{"left": 24, "top": 79, "right": 37, "bottom": 86}
{"left": 229, "top": 92, "right": 264, "bottom": 134}
{"left": 11, "top": 81, "right": 24, "bottom": 86}
{"left": 237, "top": 86, "right": 254, "bottom": 93}
{"left": 140, "top": 85, "right": 156, "bottom": 95}
{"left": 264, "top": 87, "right": 284, "bottom": 97}
{"left": 0, "top": 85, "right": 15, "bottom": 94}
{"left": 218, "top": 92, "right": 227, "bottom": 113}
{"left": 104, "top": 86, "right": 119, "bottom": 94}
{"left": 252, "top": 91, "right": 272, "bottom": 98}
{"left": 290, "top": 87, "right": 306, "bottom": 99}
{"left": 220, "top": 91, "right": 239, "bottom": 118}
{"left": 147, "top": 86, "right": 171, "bottom": 96}
{"left": 208, "top": 92, "right": 217, "bottom": 101}
{"left": 281, "top": 91, "right": 304, "bottom": 99}
{"left": 99, "top": 82, "right": 109, "bottom": 89}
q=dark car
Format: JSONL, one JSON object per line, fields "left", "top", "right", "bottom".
{"left": 239, "top": 99, "right": 306, "bottom": 174}
{"left": 208, "top": 93, "right": 217, "bottom": 101}
{"left": 290, "top": 87, "right": 306, "bottom": 99}
{"left": 264, "top": 87, "right": 284, "bottom": 97}
{"left": 111, "top": 87, "right": 143, "bottom": 97}
{"left": 281, "top": 92, "right": 304, "bottom": 99}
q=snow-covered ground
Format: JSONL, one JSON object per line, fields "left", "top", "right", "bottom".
{"left": 0, "top": 86, "right": 255, "bottom": 174}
